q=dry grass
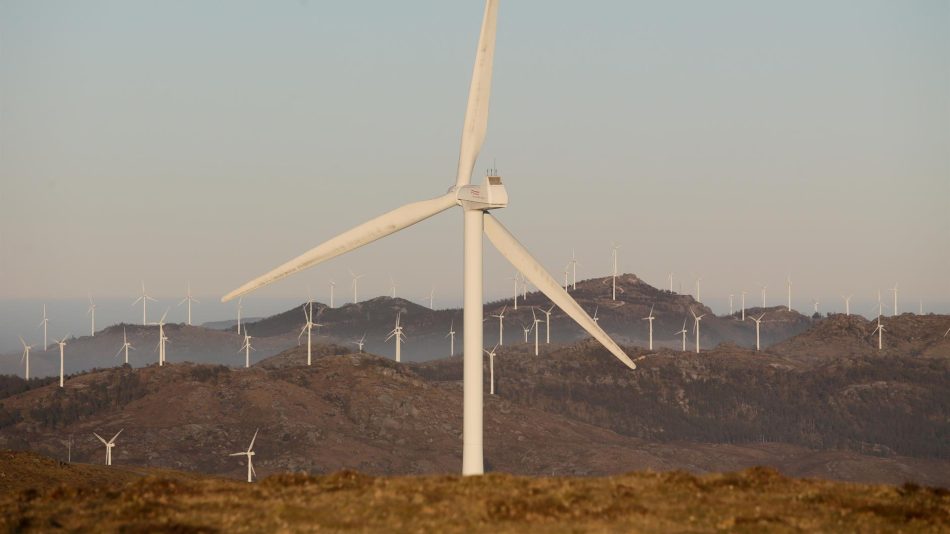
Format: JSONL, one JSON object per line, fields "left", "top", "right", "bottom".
{"left": 2, "top": 461, "right": 947, "bottom": 533}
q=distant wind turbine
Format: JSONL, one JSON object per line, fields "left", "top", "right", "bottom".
{"left": 872, "top": 316, "right": 885, "bottom": 350}
{"left": 521, "top": 322, "right": 531, "bottom": 343}
{"left": 429, "top": 286, "right": 436, "bottom": 309}
{"left": 230, "top": 429, "right": 259, "bottom": 483}
{"left": 87, "top": 295, "right": 97, "bottom": 336}
{"left": 748, "top": 312, "right": 766, "bottom": 351}
{"left": 531, "top": 308, "right": 542, "bottom": 355}
{"left": 760, "top": 285, "right": 767, "bottom": 308}
{"left": 592, "top": 306, "right": 600, "bottom": 325}
{"left": 39, "top": 305, "right": 49, "bottom": 351}
{"left": 115, "top": 328, "right": 134, "bottom": 365}
{"left": 569, "top": 249, "right": 578, "bottom": 290}
{"left": 642, "top": 304, "right": 655, "bottom": 351}
{"left": 389, "top": 276, "right": 397, "bottom": 298}
{"left": 728, "top": 294, "right": 734, "bottom": 316}
{"left": 508, "top": 273, "right": 520, "bottom": 310}
{"left": 668, "top": 272, "right": 674, "bottom": 293}
{"left": 329, "top": 280, "right": 336, "bottom": 308}
{"left": 240, "top": 329, "right": 254, "bottom": 368}
{"left": 812, "top": 298, "right": 820, "bottom": 315}
{"left": 490, "top": 305, "right": 508, "bottom": 347}
{"left": 611, "top": 243, "right": 621, "bottom": 300}
{"left": 298, "top": 301, "right": 320, "bottom": 366}
{"left": 842, "top": 295, "right": 852, "bottom": 316}
{"left": 690, "top": 308, "right": 706, "bottom": 354}
{"left": 350, "top": 270, "right": 365, "bottom": 304}
{"left": 132, "top": 282, "right": 157, "bottom": 325}
{"left": 54, "top": 335, "right": 68, "bottom": 387}
{"left": 538, "top": 305, "right": 554, "bottom": 344}
{"left": 890, "top": 284, "right": 899, "bottom": 316}
{"left": 446, "top": 319, "right": 457, "bottom": 356}
{"left": 178, "top": 283, "right": 199, "bottom": 325}
{"left": 674, "top": 319, "right": 688, "bottom": 352}
{"left": 740, "top": 291, "right": 747, "bottom": 321}
{"left": 694, "top": 275, "right": 703, "bottom": 302}
{"left": 484, "top": 344, "right": 498, "bottom": 395}
{"left": 386, "top": 312, "right": 406, "bottom": 363}
{"left": 152, "top": 310, "right": 170, "bottom": 366}
{"left": 236, "top": 297, "right": 244, "bottom": 335}
{"left": 18, "top": 337, "right": 32, "bottom": 380}
{"left": 352, "top": 333, "right": 366, "bottom": 353}
{"left": 786, "top": 276, "right": 792, "bottom": 311}
{"left": 93, "top": 429, "right": 123, "bottom": 466}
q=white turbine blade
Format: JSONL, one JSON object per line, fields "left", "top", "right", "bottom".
{"left": 110, "top": 429, "right": 123, "bottom": 443}
{"left": 455, "top": 0, "right": 499, "bottom": 188}
{"left": 222, "top": 193, "right": 456, "bottom": 302}
{"left": 93, "top": 432, "right": 108, "bottom": 445}
{"left": 229, "top": 452, "right": 245, "bottom": 457}
{"left": 248, "top": 428, "right": 259, "bottom": 452}
{"left": 484, "top": 215, "right": 636, "bottom": 370}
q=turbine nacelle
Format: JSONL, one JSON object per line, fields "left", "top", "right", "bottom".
{"left": 455, "top": 175, "right": 508, "bottom": 210}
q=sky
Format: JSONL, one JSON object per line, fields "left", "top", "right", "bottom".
{"left": 1, "top": 0, "right": 948, "bottom": 349}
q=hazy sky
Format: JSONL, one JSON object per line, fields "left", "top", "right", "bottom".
{"left": 2, "top": 1, "right": 948, "bottom": 316}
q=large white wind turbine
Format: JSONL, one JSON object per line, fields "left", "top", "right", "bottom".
{"left": 178, "top": 283, "right": 199, "bottom": 326}
{"left": 18, "top": 337, "right": 32, "bottom": 380}
{"left": 54, "top": 335, "right": 68, "bottom": 387}
{"left": 538, "top": 305, "right": 554, "bottom": 344}
{"left": 132, "top": 282, "right": 157, "bottom": 325}
{"left": 642, "top": 304, "right": 655, "bottom": 351}
{"left": 219, "top": 0, "right": 635, "bottom": 476}
{"left": 674, "top": 319, "right": 688, "bottom": 352}
{"left": 230, "top": 429, "right": 259, "bottom": 483}
{"left": 39, "top": 305, "right": 49, "bottom": 351}
{"left": 490, "top": 305, "right": 506, "bottom": 346}
{"left": 349, "top": 270, "right": 365, "bottom": 304}
{"left": 116, "top": 328, "right": 134, "bottom": 365}
{"left": 93, "top": 429, "right": 123, "bottom": 466}
{"left": 87, "top": 295, "right": 97, "bottom": 336}
{"left": 484, "top": 344, "right": 498, "bottom": 395}
{"left": 690, "top": 308, "right": 706, "bottom": 354}
{"left": 748, "top": 312, "right": 766, "bottom": 351}
{"left": 386, "top": 312, "right": 406, "bottom": 363}
{"left": 240, "top": 329, "right": 254, "bottom": 368}
{"left": 446, "top": 319, "right": 457, "bottom": 356}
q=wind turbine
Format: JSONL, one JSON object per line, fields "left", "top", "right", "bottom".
{"left": 563, "top": 264, "right": 570, "bottom": 290}
{"left": 690, "top": 308, "right": 706, "bottom": 354}
{"left": 18, "top": 337, "right": 32, "bottom": 380}
{"left": 811, "top": 298, "right": 820, "bottom": 315}
{"left": 668, "top": 272, "right": 674, "bottom": 293}
{"left": 569, "top": 249, "right": 578, "bottom": 290}
{"left": 219, "top": 0, "right": 635, "bottom": 476}
{"left": 611, "top": 243, "right": 621, "bottom": 300}
{"left": 178, "top": 283, "right": 199, "bottom": 325}
{"left": 748, "top": 312, "right": 766, "bottom": 351}
{"left": 484, "top": 344, "right": 498, "bottom": 395}
{"left": 115, "top": 328, "right": 134, "bottom": 365}
{"left": 132, "top": 282, "right": 157, "bottom": 325}
{"left": 235, "top": 297, "right": 243, "bottom": 335}
{"left": 329, "top": 280, "right": 336, "bottom": 308}
{"left": 240, "top": 329, "right": 254, "bottom": 368}
{"left": 740, "top": 290, "right": 747, "bottom": 321}
{"left": 760, "top": 285, "right": 767, "bottom": 308}
{"left": 786, "top": 276, "right": 792, "bottom": 311}
{"left": 674, "top": 319, "right": 688, "bottom": 352}
{"left": 694, "top": 275, "right": 703, "bottom": 302}
{"left": 508, "top": 273, "right": 520, "bottom": 310}
{"left": 39, "top": 305, "right": 49, "bottom": 351}
{"left": 87, "top": 295, "right": 97, "bottom": 336}
{"left": 531, "top": 308, "right": 542, "bottom": 355}
{"left": 446, "top": 319, "right": 456, "bottom": 356}
{"left": 842, "top": 295, "right": 852, "bottom": 316}
{"left": 54, "top": 335, "right": 68, "bottom": 387}
{"left": 389, "top": 276, "right": 397, "bottom": 298}
{"left": 890, "top": 284, "right": 899, "bottom": 316}
{"left": 642, "top": 304, "right": 655, "bottom": 350}
{"left": 592, "top": 306, "right": 600, "bottom": 324}
{"left": 728, "top": 294, "right": 734, "bottom": 316}
{"left": 230, "top": 429, "right": 259, "bottom": 483}
{"left": 538, "top": 305, "right": 554, "bottom": 344}
{"left": 386, "top": 312, "right": 406, "bottom": 363}
{"left": 349, "top": 270, "right": 365, "bottom": 304}
{"left": 152, "top": 310, "right": 170, "bottom": 366}
{"left": 93, "top": 429, "right": 123, "bottom": 466}
{"left": 429, "top": 286, "right": 436, "bottom": 309}
{"left": 298, "top": 302, "right": 318, "bottom": 366}
{"left": 352, "top": 333, "right": 366, "bottom": 353}
{"left": 872, "top": 316, "right": 885, "bottom": 350}
{"left": 521, "top": 322, "right": 532, "bottom": 343}
{"left": 490, "top": 306, "right": 506, "bottom": 346}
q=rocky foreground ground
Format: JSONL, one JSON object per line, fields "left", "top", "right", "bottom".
{"left": 1, "top": 451, "right": 948, "bottom": 533}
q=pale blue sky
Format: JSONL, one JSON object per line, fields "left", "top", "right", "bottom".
{"left": 1, "top": 0, "right": 948, "bottom": 322}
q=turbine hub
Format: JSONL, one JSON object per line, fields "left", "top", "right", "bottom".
{"left": 457, "top": 175, "right": 508, "bottom": 210}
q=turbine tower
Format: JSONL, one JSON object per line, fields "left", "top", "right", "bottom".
{"left": 132, "top": 282, "right": 156, "bottom": 325}
{"left": 728, "top": 294, "right": 734, "bottom": 316}
{"left": 490, "top": 306, "right": 506, "bottom": 346}
{"left": 429, "top": 286, "right": 436, "bottom": 309}
{"left": 668, "top": 272, "right": 674, "bottom": 293}
{"left": 219, "top": 0, "right": 635, "bottom": 476}
{"left": 18, "top": 337, "right": 32, "bottom": 380}
{"left": 386, "top": 312, "right": 406, "bottom": 363}
{"left": 674, "top": 319, "right": 688, "bottom": 352}
{"left": 329, "top": 280, "right": 336, "bottom": 308}
{"left": 93, "top": 429, "right": 123, "bottom": 466}
{"left": 872, "top": 316, "right": 885, "bottom": 350}
{"left": 298, "top": 301, "right": 318, "bottom": 366}
{"left": 446, "top": 320, "right": 457, "bottom": 356}
{"left": 152, "top": 310, "right": 170, "bottom": 366}
{"left": 235, "top": 297, "right": 243, "bottom": 335}
{"left": 569, "top": 249, "right": 578, "bottom": 290}
{"left": 694, "top": 275, "right": 703, "bottom": 302}
{"left": 740, "top": 290, "right": 747, "bottom": 321}
{"left": 352, "top": 333, "right": 366, "bottom": 353}
{"left": 531, "top": 308, "right": 542, "bottom": 355}
{"left": 760, "top": 285, "right": 767, "bottom": 308}
{"left": 786, "top": 276, "right": 792, "bottom": 311}
{"left": 178, "top": 283, "right": 199, "bottom": 325}
{"left": 240, "top": 329, "right": 254, "bottom": 368}
{"left": 389, "top": 276, "right": 397, "bottom": 298}
{"left": 690, "top": 308, "right": 706, "bottom": 354}
{"left": 538, "top": 305, "right": 554, "bottom": 344}
{"left": 349, "top": 270, "right": 365, "bottom": 304}
{"left": 54, "top": 335, "right": 68, "bottom": 387}
{"left": 642, "top": 304, "right": 655, "bottom": 350}
{"left": 842, "top": 295, "right": 852, "bottom": 316}
{"left": 87, "top": 295, "right": 97, "bottom": 336}
{"left": 39, "top": 305, "right": 49, "bottom": 351}
{"left": 521, "top": 322, "right": 531, "bottom": 343}
{"left": 812, "top": 298, "right": 820, "bottom": 315}
{"left": 115, "top": 328, "right": 134, "bottom": 365}
{"left": 611, "top": 243, "right": 621, "bottom": 300}
{"left": 230, "top": 429, "right": 259, "bottom": 483}
{"left": 748, "top": 312, "right": 766, "bottom": 351}
{"left": 890, "top": 284, "right": 899, "bottom": 316}
{"left": 484, "top": 344, "right": 498, "bottom": 395}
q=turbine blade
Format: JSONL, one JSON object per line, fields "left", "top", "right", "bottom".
{"left": 484, "top": 214, "right": 635, "bottom": 370}
{"left": 455, "top": 0, "right": 499, "bottom": 188}
{"left": 110, "top": 429, "right": 123, "bottom": 443}
{"left": 248, "top": 428, "right": 259, "bottom": 452}
{"left": 222, "top": 193, "right": 456, "bottom": 302}
{"left": 93, "top": 432, "right": 107, "bottom": 445}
